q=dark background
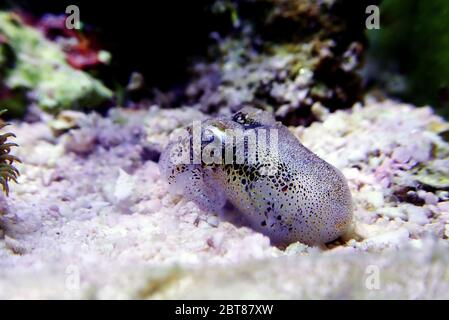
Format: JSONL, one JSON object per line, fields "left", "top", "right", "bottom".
{"left": 3, "top": 0, "right": 225, "bottom": 89}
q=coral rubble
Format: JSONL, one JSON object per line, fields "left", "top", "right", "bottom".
{"left": 0, "top": 98, "right": 448, "bottom": 298}
{"left": 184, "top": 0, "right": 370, "bottom": 125}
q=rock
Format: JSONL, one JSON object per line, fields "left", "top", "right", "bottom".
{"left": 360, "top": 229, "right": 410, "bottom": 250}
{"left": 4, "top": 235, "right": 27, "bottom": 254}
{"left": 64, "top": 128, "right": 96, "bottom": 155}
{"left": 424, "top": 223, "right": 446, "bottom": 238}
{"left": 145, "top": 199, "right": 162, "bottom": 214}
{"left": 285, "top": 242, "right": 309, "bottom": 255}
{"left": 185, "top": 0, "right": 368, "bottom": 125}
{"left": 0, "top": 11, "right": 112, "bottom": 114}
{"left": 406, "top": 205, "right": 430, "bottom": 225}
{"left": 361, "top": 188, "right": 385, "bottom": 209}
{"left": 206, "top": 215, "right": 219, "bottom": 228}
{"left": 392, "top": 147, "right": 411, "bottom": 163}
{"left": 438, "top": 201, "right": 449, "bottom": 213}
{"left": 113, "top": 169, "right": 135, "bottom": 204}
{"left": 49, "top": 110, "right": 87, "bottom": 135}
{"left": 417, "top": 190, "right": 439, "bottom": 205}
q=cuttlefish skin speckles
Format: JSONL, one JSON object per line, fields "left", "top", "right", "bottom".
{"left": 159, "top": 107, "right": 353, "bottom": 245}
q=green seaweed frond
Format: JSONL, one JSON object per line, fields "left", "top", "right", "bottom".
{"left": 0, "top": 110, "right": 20, "bottom": 196}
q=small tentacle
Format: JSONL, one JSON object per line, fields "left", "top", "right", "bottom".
{"left": 0, "top": 154, "right": 22, "bottom": 164}
{"left": 0, "top": 132, "right": 16, "bottom": 143}
{"left": 0, "top": 110, "right": 20, "bottom": 196}
{"left": 0, "top": 163, "right": 20, "bottom": 175}
{"left": 0, "top": 123, "right": 11, "bottom": 130}
{"left": 0, "top": 176, "right": 10, "bottom": 196}
{"left": 0, "top": 142, "right": 19, "bottom": 151}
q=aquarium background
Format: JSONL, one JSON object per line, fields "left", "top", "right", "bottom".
{"left": 2, "top": 0, "right": 448, "bottom": 118}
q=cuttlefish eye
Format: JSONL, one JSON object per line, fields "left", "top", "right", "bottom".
{"left": 233, "top": 112, "right": 247, "bottom": 124}
{"left": 232, "top": 112, "right": 261, "bottom": 129}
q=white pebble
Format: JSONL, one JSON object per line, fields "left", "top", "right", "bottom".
{"left": 438, "top": 201, "right": 449, "bottom": 213}
{"left": 362, "top": 228, "right": 410, "bottom": 250}
{"left": 4, "top": 236, "right": 27, "bottom": 254}
{"left": 417, "top": 190, "right": 439, "bottom": 205}
{"left": 206, "top": 215, "right": 219, "bottom": 227}
{"left": 113, "top": 169, "right": 135, "bottom": 203}
{"left": 406, "top": 205, "right": 430, "bottom": 225}
{"left": 145, "top": 199, "right": 162, "bottom": 214}
{"left": 364, "top": 189, "right": 385, "bottom": 209}
{"left": 392, "top": 147, "right": 411, "bottom": 163}
{"left": 424, "top": 223, "right": 445, "bottom": 238}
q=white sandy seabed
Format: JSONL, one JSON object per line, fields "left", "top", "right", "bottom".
{"left": 0, "top": 98, "right": 449, "bottom": 299}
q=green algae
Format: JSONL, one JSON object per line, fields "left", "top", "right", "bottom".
{"left": 0, "top": 11, "right": 112, "bottom": 115}
{"left": 415, "top": 167, "right": 449, "bottom": 190}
